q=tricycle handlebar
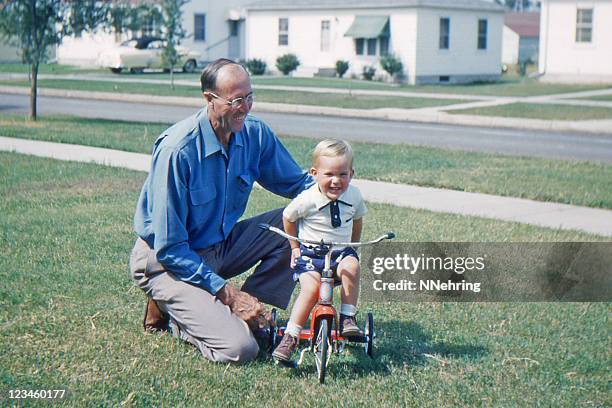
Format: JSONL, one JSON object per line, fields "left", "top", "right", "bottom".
{"left": 258, "top": 223, "right": 394, "bottom": 248}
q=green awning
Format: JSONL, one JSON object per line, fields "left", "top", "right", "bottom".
{"left": 344, "top": 16, "right": 390, "bottom": 38}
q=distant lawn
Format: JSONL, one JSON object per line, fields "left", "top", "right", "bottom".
{"left": 449, "top": 102, "right": 612, "bottom": 120}
{"left": 2, "top": 114, "right": 611, "bottom": 209}
{"left": 4, "top": 67, "right": 610, "bottom": 98}
{"left": 579, "top": 94, "right": 612, "bottom": 102}
{"left": 0, "top": 152, "right": 609, "bottom": 406}
{"left": 0, "top": 79, "right": 466, "bottom": 110}
{"left": 251, "top": 75, "right": 609, "bottom": 97}
{"left": 0, "top": 63, "right": 103, "bottom": 75}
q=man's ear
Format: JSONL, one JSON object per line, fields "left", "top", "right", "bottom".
{"left": 203, "top": 92, "right": 212, "bottom": 104}
{"left": 309, "top": 167, "right": 317, "bottom": 176}
{"left": 350, "top": 168, "right": 355, "bottom": 178}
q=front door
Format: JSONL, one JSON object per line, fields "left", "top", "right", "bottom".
{"left": 228, "top": 20, "right": 242, "bottom": 60}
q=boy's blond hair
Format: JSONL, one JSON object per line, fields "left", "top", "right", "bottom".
{"left": 311, "top": 139, "right": 354, "bottom": 168}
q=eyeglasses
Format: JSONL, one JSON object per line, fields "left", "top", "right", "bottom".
{"left": 207, "top": 91, "right": 255, "bottom": 109}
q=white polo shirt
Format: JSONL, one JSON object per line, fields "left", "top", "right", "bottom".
{"left": 283, "top": 183, "right": 367, "bottom": 248}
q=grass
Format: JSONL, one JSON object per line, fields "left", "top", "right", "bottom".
{"left": 4, "top": 67, "right": 611, "bottom": 98}
{"left": 1, "top": 114, "right": 611, "bottom": 209}
{"left": 31, "top": 66, "right": 583, "bottom": 99}
{"left": 449, "top": 102, "right": 612, "bottom": 120}
{"left": 0, "top": 63, "right": 103, "bottom": 75}
{"left": 0, "top": 78, "right": 466, "bottom": 110}
{"left": 0, "top": 152, "right": 609, "bottom": 406}
{"left": 580, "top": 94, "right": 612, "bottom": 102}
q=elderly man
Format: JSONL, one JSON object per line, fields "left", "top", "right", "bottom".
{"left": 129, "top": 58, "right": 310, "bottom": 363}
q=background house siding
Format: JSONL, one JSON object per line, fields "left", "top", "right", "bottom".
{"left": 414, "top": 9, "right": 503, "bottom": 84}
{"left": 539, "top": 0, "right": 612, "bottom": 82}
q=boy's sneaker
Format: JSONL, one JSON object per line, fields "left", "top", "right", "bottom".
{"left": 340, "top": 314, "right": 363, "bottom": 337}
{"left": 272, "top": 333, "right": 299, "bottom": 362}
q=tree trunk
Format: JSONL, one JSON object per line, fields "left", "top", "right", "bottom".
{"left": 170, "top": 68, "right": 175, "bottom": 90}
{"left": 30, "top": 63, "right": 38, "bottom": 121}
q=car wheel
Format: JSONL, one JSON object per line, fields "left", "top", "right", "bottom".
{"left": 183, "top": 59, "right": 197, "bottom": 73}
{"left": 110, "top": 68, "right": 122, "bottom": 74}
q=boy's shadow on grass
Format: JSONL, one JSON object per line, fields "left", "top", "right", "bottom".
{"left": 284, "top": 319, "right": 488, "bottom": 381}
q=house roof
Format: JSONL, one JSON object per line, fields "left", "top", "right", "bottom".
{"left": 504, "top": 12, "right": 540, "bottom": 37}
{"left": 245, "top": 0, "right": 504, "bottom": 12}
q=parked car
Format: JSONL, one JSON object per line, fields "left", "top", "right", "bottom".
{"left": 98, "top": 37, "right": 200, "bottom": 74}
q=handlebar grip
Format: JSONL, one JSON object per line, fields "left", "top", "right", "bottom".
{"left": 386, "top": 232, "right": 396, "bottom": 240}
{"left": 258, "top": 223, "right": 271, "bottom": 230}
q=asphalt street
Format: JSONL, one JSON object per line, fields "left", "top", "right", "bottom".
{"left": 2, "top": 93, "right": 612, "bottom": 163}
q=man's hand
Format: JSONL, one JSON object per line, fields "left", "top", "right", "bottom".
{"left": 216, "top": 284, "right": 270, "bottom": 330}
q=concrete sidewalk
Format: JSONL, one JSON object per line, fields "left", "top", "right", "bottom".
{"left": 1, "top": 136, "right": 611, "bottom": 237}
{"left": 3, "top": 85, "right": 612, "bottom": 135}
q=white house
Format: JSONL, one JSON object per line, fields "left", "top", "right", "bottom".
{"left": 539, "top": 0, "right": 612, "bottom": 83}
{"left": 502, "top": 12, "right": 539, "bottom": 65}
{"left": 244, "top": 0, "right": 504, "bottom": 84}
{"left": 56, "top": 0, "right": 253, "bottom": 67}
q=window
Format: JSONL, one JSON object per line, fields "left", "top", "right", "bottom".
{"left": 367, "top": 38, "right": 377, "bottom": 55}
{"left": 380, "top": 36, "right": 389, "bottom": 56}
{"left": 194, "top": 14, "right": 206, "bottom": 41}
{"left": 321, "top": 20, "right": 331, "bottom": 52}
{"left": 279, "top": 18, "right": 289, "bottom": 46}
{"left": 477, "top": 19, "right": 487, "bottom": 50}
{"left": 439, "top": 18, "right": 450, "bottom": 49}
{"left": 576, "top": 8, "right": 593, "bottom": 43}
{"left": 355, "top": 38, "right": 365, "bottom": 55}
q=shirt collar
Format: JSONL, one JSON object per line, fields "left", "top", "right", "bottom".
{"left": 313, "top": 185, "right": 350, "bottom": 210}
{"left": 198, "top": 109, "right": 244, "bottom": 158}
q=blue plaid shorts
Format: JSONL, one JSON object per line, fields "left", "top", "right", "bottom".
{"left": 293, "top": 245, "right": 359, "bottom": 281}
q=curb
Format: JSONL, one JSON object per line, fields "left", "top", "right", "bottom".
{"left": 2, "top": 85, "right": 612, "bottom": 135}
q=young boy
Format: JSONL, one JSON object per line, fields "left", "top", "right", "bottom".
{"left": 272, "top": 139, "right": 367, "bottom": 363}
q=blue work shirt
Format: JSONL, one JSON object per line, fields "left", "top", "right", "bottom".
{"left": 134, "top": 109, "right": 310, "bottom": 295}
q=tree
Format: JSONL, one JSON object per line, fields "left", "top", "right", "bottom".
{"left": 161, "top": 0, "right": 188, "bottom": 90}
{"left": 0, "top": 0, "right": 106, "bottom": 120}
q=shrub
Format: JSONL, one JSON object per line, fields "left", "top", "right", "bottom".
{"left": 276, "top": 53, "right": 300, "bottom": 75}
{"left": 380, "top": 54, "right": 403, "bottom": 78}
{"left": 245, "top": 58, "right": 266, "bottom": 75}
{"left": 362, "top": 65, "right": 376, "bottom": 81}
{"left": 335, "top": 60, "right": 349, "bottom": 78}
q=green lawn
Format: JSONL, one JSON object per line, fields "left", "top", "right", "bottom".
{"left": 0, "top": 63, "right": 103, "bottom": 75}
{"left": 2, "top": 114, "right": 611, "bottom": 209}
{"left": 0, "top": 153, "right": 609, "bottom": 406}
{"left": 450, "top": 102, "right": 612, "bottom": 120}
{"left": 141, "top": 74, "right": 611, "bottom": 97}
{"left": 4, "top": 65, "right": 611, "bottom": 98}
{"left": 579, "top": 94, "right": 612, "bottom": 102}
{"left": 0, "top": 78, "right": 466, "bottom": 110}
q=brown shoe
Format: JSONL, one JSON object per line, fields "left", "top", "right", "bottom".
{"left": 272, "top": 333, "right": 299, "bottom": 362}
{"left": 143, "top": 297, "right": 169, "bottom": 332}
{"left": 340, "top": 314, "right": 363, "bottom": 337}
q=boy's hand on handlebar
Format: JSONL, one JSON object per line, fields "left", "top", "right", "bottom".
{"left": 290, "top": 247, "right": 301, "bottom": 269}
{"left": 217, "top": 284, "right": 269, "bottom": 330}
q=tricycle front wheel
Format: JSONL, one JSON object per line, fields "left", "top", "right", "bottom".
{"left": 315, "top": 319, "right": 330, "bottom": 383}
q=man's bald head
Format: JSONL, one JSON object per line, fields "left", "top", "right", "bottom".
{"left": 200, "top": 58, "right": 249, "bottom": 93}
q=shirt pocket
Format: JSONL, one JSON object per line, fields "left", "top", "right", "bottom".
{"left": 189, "top": 187, "right": 217, "bottom": 206}
{"left": 188, "top": 186, "right": 218, "bottom": 227}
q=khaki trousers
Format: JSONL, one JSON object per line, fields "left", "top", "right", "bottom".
{"left": 129, "top": 237, "right": 259, "bottom": 363}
